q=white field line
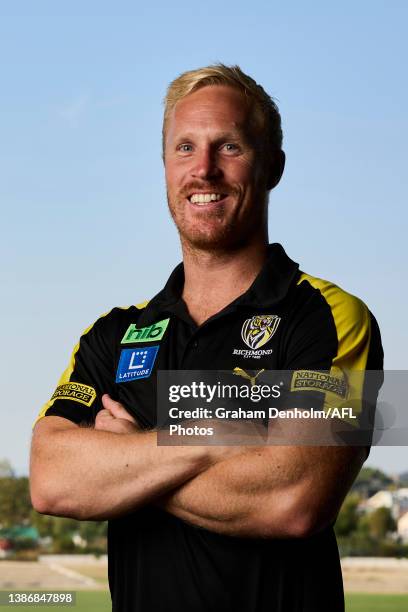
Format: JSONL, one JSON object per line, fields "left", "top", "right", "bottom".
{"left": 342, "top": 557, "right": 408, "bottom": 568}
{"left": 46, "top": 562, "right": 98, "bottom": 587}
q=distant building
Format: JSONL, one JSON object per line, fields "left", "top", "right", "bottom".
{"left": 0, "top": 537, "right": 13, "bottom": 558}
{"left": 362, "top": 490, "right": 393, "bottom": 510}
{"left": 72, "top": 533, "right": 87, "bottom": 548}
{"left": 397, "top": 511, "right": 408, "bottom": 542}
{"left": 399, "top": 471, "right": 408, "bottom": 486}
{"left": 360, "top": 489, "right": 408, "bottom": 520}
{"left": 0, "top": 526, "right": 39, "bottom": 548}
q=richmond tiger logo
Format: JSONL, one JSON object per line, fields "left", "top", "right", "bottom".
{"left": 241, "top": 315, "right": 281, "bottom": 350}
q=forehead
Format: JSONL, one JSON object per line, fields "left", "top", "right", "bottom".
{"left": 166, "top": 85, "right": 250, "bottom": 140}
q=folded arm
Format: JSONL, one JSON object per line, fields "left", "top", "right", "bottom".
{"left": 94, "top": 398, "right": 366, "bottom": 538}
{"left": 30, "top": 396, "right": 240, "bottom": 522}
{"left": 157, "top": 440, "right": 365, "bottom": 538}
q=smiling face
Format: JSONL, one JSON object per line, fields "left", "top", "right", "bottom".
{"left": 164, "top": 85, "right": 270, "bottom": 251}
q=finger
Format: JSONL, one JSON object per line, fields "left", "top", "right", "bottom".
{"left": 102, "top": 394, "right": 137, "bottom": 423}
{"left": 101, "top": 394, "right": 123, "bottom": 414}
{"left": 95, "top": 409, "right": 115, "bottom": 430}
{"left": 96, "top": 408, "right": 115, "bottom": 420}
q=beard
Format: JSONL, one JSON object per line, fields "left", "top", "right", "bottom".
{"left": 167, "top": 182, "right": 268, "bottom": 252}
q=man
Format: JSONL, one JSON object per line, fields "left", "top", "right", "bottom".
{"left": 30, "top": 64, "right": 383, "bottom": 611}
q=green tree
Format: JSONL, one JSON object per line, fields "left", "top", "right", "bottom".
{"left": 29, "top": 510, "right": 56, "bottom": 538}
{"left": 0, "top": 477, "right": 31, "bottom": 527}
{"left": 78, "top": 520, "right": 107, "bottom": 541}
{"left": 31, "top": 510, "right": 107, "bottom": 553}
{"left": 364, "top": 507, "right": 396, "bottom": 539}
{"left": 352, "top": 467, "right": 393, "bottom": 497}
{"left": 0, "top": 459, "right": 15, "bottom": 478}
{"left": 334, "top": 494, "right": 360, "bottom": 537}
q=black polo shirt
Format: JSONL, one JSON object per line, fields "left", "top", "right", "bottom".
{"left": 36, "top": 243, "right": 383, "bottom": 612}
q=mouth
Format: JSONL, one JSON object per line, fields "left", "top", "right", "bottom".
{"left": 187, "top": 192, "right": 229, "bottom": 206}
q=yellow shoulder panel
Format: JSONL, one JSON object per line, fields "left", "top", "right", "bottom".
{"left": 297, "top": 274, "right": 371, "bottom": 423}
{"left": 297, "top": 273, "right": 371, "bottom": 369}
{"left": 33, "top": 301, "right": 149, "bottom": 428}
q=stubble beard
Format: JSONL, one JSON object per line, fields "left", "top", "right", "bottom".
{"left": 166, "top": 187, "right": 269, "bottom": 252}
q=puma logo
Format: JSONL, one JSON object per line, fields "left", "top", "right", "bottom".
{"left": 233, "top": 368, "right": 265, "bottom": 386}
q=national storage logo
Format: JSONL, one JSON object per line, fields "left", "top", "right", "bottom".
{"left": 291, "top": 370, "right": 348, "bottom": 398}
{"left": 121, "top": 318, "right": 170, "bottom": 344}
{"left": 51, "top": 382, "right": 96, "bottom": 406}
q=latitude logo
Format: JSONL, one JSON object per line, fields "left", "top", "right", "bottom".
{"left": 121, "top": 318, "right": 170, "bottom": 344}
{"left": 116, "top": 346, "right": 160, "bottom": 382}
{"left": 241, "top": 314, "right": 281, "bottom": 350}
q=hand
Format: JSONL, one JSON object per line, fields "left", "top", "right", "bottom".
{"left": 95, "top": 394, "right": 141, "bottom": 434}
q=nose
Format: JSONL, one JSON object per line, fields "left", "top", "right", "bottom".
{"left": 191, "top": 147, "right": 222, "bottom": 180}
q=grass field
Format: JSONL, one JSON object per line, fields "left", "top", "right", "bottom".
{"left": 345, "top": 593, "right": 408, "bottom": 611}
{"left": 1, "top": 592, "right": 408, "bottom": 611}
{"left": 0, "top": 591, "right": 111, "bottom": 611}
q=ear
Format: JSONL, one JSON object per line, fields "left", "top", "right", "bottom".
{"left": 266, "top": 150, "right": 285, "bottom": 191}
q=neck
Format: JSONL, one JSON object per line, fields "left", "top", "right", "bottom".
{"left": 180, "top": 234, "right": 269, "bottom": 325}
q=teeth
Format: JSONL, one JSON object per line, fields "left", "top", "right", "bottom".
{"left": 190, "top": 193, "right": 222, "bottom": 204}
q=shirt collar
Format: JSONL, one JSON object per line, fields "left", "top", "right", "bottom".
{"left": 236, "top": 243, "right": 299, "bottom": 308}
{"left": 139, "top": 243, "right": 299, "bottom": 324}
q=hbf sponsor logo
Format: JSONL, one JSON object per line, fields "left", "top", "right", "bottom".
{"left": 121, "top": 318, "right": 170, "bottom": 344}
{"left": 116, "top": 346, "right": 159, "bottom": 382}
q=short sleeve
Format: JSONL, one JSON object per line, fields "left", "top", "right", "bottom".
{"left": 281, "top": 274, "right": 384, "bottom": 440}
{"left": 34, "top": 311, "right": 117, "bottom": 427}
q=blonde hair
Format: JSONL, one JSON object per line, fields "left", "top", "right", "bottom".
{"left": 162, "top": 63, "right": 282, "bottom": 158}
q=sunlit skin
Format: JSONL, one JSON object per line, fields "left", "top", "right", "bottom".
{"left": 162, "top": 84, "right": 285, "bottom": 323}
{"left": 164, "top": 85, "right": 272, "bottom": 253}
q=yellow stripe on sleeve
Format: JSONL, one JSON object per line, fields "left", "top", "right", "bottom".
{"left": 296, "top": 273, "right": 371, "bottom": 422}
{"left": 33, "top": 301, "right": 149, "bottom": 428}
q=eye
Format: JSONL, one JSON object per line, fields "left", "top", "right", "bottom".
{"left": 177, "top": 143, "right": 193, "bottom": 153}
{"left": 223, "top": 143, "right": 240, "bottom": 153}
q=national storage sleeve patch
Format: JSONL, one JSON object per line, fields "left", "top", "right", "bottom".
{"left": 290, "top": 369, "right": 348, "bottom": 398}
{"left": 50, "top": 382, "right": 97, "bottom": 407}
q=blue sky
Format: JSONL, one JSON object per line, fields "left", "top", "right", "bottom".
{"left": 1, "top": 1, "right": 407, "bottom": 475}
